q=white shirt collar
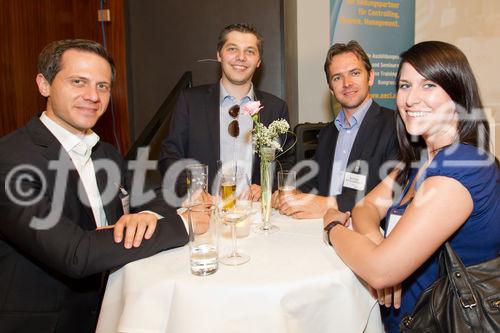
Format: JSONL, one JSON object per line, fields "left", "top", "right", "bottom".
{"left": 39, "top": 112, "right": 100, "bottom": 154}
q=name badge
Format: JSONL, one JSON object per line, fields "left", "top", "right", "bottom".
{"left": 116, "top": 184, "right": 130, "bottom": 215}
{"left": 343, "top": 172, "right": 366, "bottom": 191}
{"left": 385, "top": 212, "right": 402, "bottom": 237}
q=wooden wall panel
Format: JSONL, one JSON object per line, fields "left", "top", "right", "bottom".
{"left": 0, "top": 0, "right": 129, "bottom": 153}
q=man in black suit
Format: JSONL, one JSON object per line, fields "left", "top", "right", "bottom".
{"left": 0, "top": 40, "right": 190, "bottom": 333}
{"left": 276, "top": 41, "right": 398, "bottom": 218}
{"left": 158, "top": 23, "right": 290, "bottom": 199}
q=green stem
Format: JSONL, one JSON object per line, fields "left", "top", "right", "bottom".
{"left": 260, "top": 154, "right": 273, "bottom": 223}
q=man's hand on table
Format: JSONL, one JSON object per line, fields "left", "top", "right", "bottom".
{"left": 250, "top": 184, "right": 262, "bottom": 201}
{"left": 97, "top": 212, "right": 159, "bottom": 249}
{"left": 179, "top": 190, "right": 213, "bottom": 235}
{"left": 182, "top": 189, "right": 213, "bottom": 208}
{"left": 273, "top": 191, "right": 339, "bottom": 219}
{"left": 182, "top": 204, "right": 210, "bottom": 235}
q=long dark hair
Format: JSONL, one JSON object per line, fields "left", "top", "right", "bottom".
{"left": 395, "top": 41, "right": 490, "bottom": 184}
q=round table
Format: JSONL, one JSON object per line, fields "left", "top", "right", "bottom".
{"left": 96, "top": 209, "right": 383, "bottom": 333}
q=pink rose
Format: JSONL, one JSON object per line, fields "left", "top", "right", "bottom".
{"left": 241, "top": 101, "right": 263, "bottom": 116}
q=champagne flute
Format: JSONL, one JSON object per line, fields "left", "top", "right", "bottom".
{"left": 278, "top": 170, "right": 296, "bottom": 202}
{"left": 218, "top": 169, "right": 251, "bottom": 266}
{"left": 221, "top": 179, "right": 236, "bottom": 211}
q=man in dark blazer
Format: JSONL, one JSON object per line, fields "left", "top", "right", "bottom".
{"left": 158, "top": 23, "right": 291, "bottom": 199}
{"left": 276, "top": 41, "right": 398, "bottom": 218}
{"left": 0, "top": 40, "right": 189, "bottom": 333}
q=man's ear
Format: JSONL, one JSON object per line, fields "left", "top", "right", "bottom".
{"left": 368, "top": 69, "right": 375, "bottom": 87}
{"left": 36, "top": 74, "right": 50, "bottom": 97}
{"left": 216, "top": 51, "right": 221, "bottom": 63}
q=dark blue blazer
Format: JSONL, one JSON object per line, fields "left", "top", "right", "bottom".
{"left": 304, "top": 101, "right": 398, "bottom": 212}
{"left": 158, "top": 83, "right": 291, "bottom": 195}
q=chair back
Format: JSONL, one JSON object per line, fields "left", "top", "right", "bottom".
{"left": 294, "top": 122, "right": 327, "bottom": 162}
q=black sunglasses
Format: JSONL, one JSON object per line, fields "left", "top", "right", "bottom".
{"left": 228, "top": 104, "right": 240, "bottom": 137}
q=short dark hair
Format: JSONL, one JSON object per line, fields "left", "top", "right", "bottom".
{"left": 217, "top": 23, "right": 263, "bottom": 56}
{"left": 395, "top": 41, "right": 490, "bottom": 184}
{"left": 37, "top": 39, "right": 115, "bottom": 84}
{"left": 324, "top": 40, "right": 372, "bottom": 83}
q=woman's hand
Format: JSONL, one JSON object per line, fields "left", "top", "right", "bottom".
{"left": 323, "top": 208, "right": 350, "bottom": 227}
{"left": 369, "top": 284, "right": 402, "bottom": 309}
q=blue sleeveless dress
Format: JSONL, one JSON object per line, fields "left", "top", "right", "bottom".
{"left": 382, "top": 144, "right": 500, "bottom": 332}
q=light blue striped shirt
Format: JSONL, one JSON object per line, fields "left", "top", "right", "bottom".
{"left": 219, "top": 82, "right": 254, "bottom": 178}
{"left": 329, "top": 99, "right": 372, "bottom": 195}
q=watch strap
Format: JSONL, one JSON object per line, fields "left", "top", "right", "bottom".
{"left": 323, "top": 221, "right": 344, "bottom": 246}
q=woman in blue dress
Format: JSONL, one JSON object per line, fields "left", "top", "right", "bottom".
{"left": 323, "top": 41, "right": 500, "bottom": 332}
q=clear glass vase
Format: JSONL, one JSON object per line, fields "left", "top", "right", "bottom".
{"left": 254, "top": 147, "right": 279, "bottom": 234}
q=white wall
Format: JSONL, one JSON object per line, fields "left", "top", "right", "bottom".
{"left": 414, "top": 0, "right": 500, "bottom": 155}
{"left": 295, "top": 0, "right": 332, "bottom": 124}
{"left": 292, "top": 0, "right": 500, "bottom": 157}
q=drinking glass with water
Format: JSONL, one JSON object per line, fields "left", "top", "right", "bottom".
{"left": 189, "top": 204, "right": 218, "bottom": 276}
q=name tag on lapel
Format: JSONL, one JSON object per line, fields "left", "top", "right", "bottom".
{"left": 343, "top": 172, "right": 366, "bottom": 191}
{"left": 116, "top": 185, "right": 130, "bottom": 215}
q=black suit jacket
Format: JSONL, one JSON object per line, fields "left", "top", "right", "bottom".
{"left": 0, "top": 117, "right": 188, "bottom": 333}
{"left": 158, "top": 83, "right": 291, "bottom": 197}
{"left": 304, "top": 101, "right": 398, "bottom": 212}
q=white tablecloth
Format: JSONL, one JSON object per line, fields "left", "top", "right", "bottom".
{"left": 96, "top": 209, "right": 383, "bottom": 333}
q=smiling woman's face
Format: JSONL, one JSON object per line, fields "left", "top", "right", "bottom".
{"left": 397, "top": 62, "right": 457, "bottom": 143}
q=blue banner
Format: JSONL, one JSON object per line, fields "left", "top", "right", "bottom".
{"left": 330, "top": 0, "right": 415, "bottom": 110}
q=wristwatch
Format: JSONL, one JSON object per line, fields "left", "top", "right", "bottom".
{"left": 323, "top": 221, "right": 344, "bottom": 246}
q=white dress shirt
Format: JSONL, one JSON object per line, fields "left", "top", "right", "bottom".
{"left": 40, "top": 113, "right": 191, "bottom": 233}
{"left": 40, "top": 112, "right": 108, "bottom": 227}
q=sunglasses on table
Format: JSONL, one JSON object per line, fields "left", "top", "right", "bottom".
{"left": 228, "top": 104, "right": 240, "bottom": 137}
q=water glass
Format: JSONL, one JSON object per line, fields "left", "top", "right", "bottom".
{"left": 186, "top": 163, "right": 208, "bottom": 206}
{"left": 189, "top": 204, "right": 218, "bottom": 276}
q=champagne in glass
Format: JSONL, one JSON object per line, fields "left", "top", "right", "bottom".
{"left": 220, "top": 199, "right": 252, "bottom": 238}
{"left": 279, "top": 185, "right": 295, "bottom": 196}
{"left": 221, "top": 181, "right": 236, "bottom": 211}
{"left": 222, "top": 208, "right": 247, "bottom": 225}
{"left": 278, "top": 170, "right": 296, "bottom": 201}
{"left": 218, "top": 169, "right": 252, "bottom": 266}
